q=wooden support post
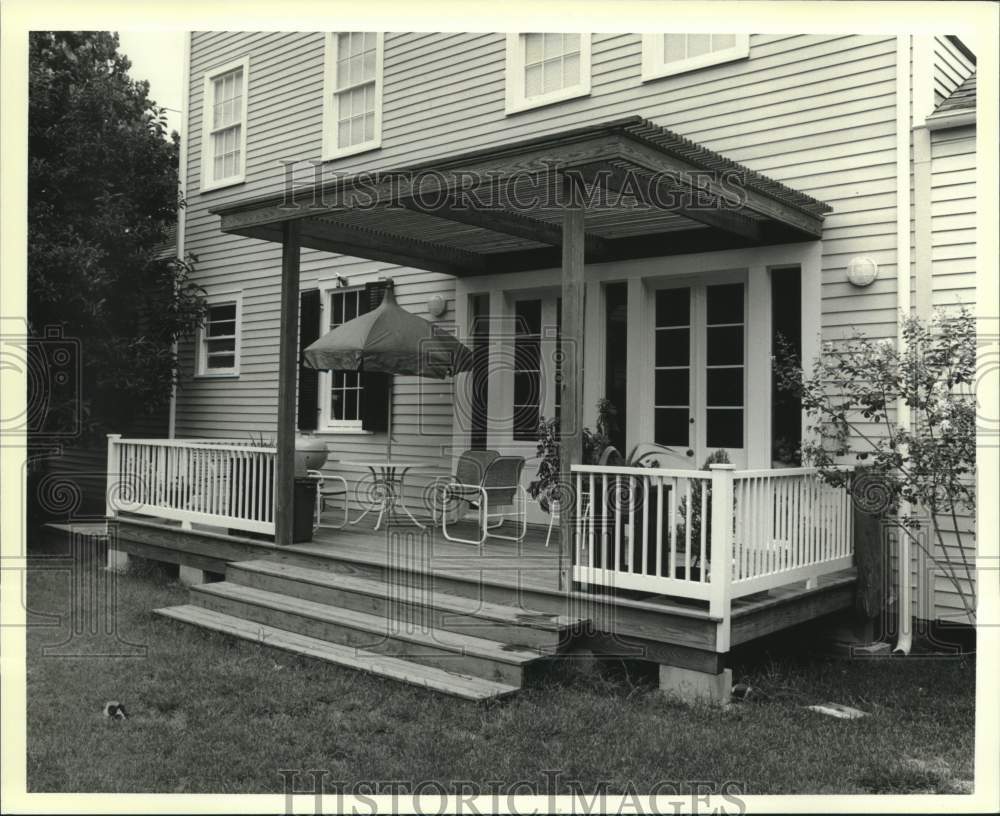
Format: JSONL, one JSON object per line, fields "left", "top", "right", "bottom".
{"left": 558, "top": 198, "right": 585, "bottom": 589}
{"left": 708, "top": 464, "right": 735, "bottom": 652}
{"left": 275, "top": 221, "right": 301, "bottom": 547}
{"left": 105, "top": 433, "right": 121, "bottom": 520}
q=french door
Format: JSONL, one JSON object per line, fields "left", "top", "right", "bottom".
{"left": 652, "top": 279, "right": 747, "bottom": 469}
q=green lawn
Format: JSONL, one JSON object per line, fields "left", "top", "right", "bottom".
{"left": 25, "top": 552, "right": 975, "bottom": 795}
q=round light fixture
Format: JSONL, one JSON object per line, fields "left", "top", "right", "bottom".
{"left": 846, "top": 256, "right": 879, "bottom": 287}
{"left": 427, "top": 294, "right": 447, "bottom": 317}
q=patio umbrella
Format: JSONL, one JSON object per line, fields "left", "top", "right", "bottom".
{"left": 303, "top": 284, "right": 473, "bottom": 458}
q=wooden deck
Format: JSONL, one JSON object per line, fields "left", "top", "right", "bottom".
{"left": 97, "top": 512, "right": 856, "bottom": 663}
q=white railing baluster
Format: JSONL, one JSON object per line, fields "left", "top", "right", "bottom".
{"left": 668, "top": 478, "right": 676, "bottom": 579}
{"left": 587, "top": 473, "right": 597, "bottom": 567}
{"left": 565, "top": 463, "right": 855, "bottom": 602}
{"left": 655, "top": 476, "right": 663, "bottom": 578}
{"left": 625, "top": 476, "right": 635, "bottom": 573}
{"left": 641, "top": 475, "right": 649, "bottom": 577}
{"left": 105, "top": 437, "right": 276, "bottom": 535}
{"left": 684, "top": 479, "right": 692, "bottom": 581}
{"left": 699, "top": 481, "right": 707, "bottom": 582}
{"left": 614, "top": 476, "right": 623, "bottom": 573}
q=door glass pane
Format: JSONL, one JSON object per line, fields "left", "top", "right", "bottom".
{"left": 706, "top": 325, "right": 743, "bottom": 365}
{"left": 655, "top": 408, "right": 688, "bottom": 447}
{"left": 707, "top": 409, "right": 743, "bottom": 448}
{"left": 656, "top": 327, "right": 689, "bottom": 367}
{"left": 656, "top": 287, "right": 690, "bottom": 327}
{"left": 707, "top": 369, "right": 743, "bottom": 407}
{"left": 655, "top": 370, "right": 689, "bottom": 406}
{"left": 706, "top": 283, "right": 743, "bottom": 324}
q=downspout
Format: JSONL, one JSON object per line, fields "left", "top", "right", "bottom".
{"left": 894, "top": 35, "right": 913, "bottom": 654}
{"left": 168, "top": 31, "right": 192, "bottom": 440}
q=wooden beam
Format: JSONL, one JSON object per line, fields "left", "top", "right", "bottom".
{"left": 275, "top": 220, "right": 300, "bottom": 547}
{"left": 568, "top": 162, "right": 764, "bottom": 242}
{"left": 601, "top": 138, "right": 825, "bottom": 237}
{"left": 299, "top": 216, "right": 486, "bottom": 277}
{"left": 558, "top": 197, "right": 585, "bottom": 590}
{"left": 483, "top": 226, "right": 777, "bottom": 274}
{"left": 399, "top": 196, "right": 610, "bottom": 258}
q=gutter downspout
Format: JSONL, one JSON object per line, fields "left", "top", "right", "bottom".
{"left": 894, "top": 35, "right": 913, "bottom": 655}
{"left": 168, "top": 31, "right": 192, "bottom": 440}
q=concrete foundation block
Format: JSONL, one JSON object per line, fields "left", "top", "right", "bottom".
{"left": 106, "top": 548, "right": 130, "bottom": 573}
{"left": 659, "top": 665, "right": 732, "bottom": 705}
{"left": 178, "top": 564, "right": 208, "bottom": 586}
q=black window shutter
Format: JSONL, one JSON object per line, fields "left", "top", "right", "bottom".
{"left": 360, "top": 280, "right": 391, "bottom": 432}
{"left": 297, "top": 289, "right": 322, "bottom": 431}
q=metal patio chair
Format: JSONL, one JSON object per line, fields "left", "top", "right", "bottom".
{"left": 440, "top": 451, "right": 528, "bottom": 545}
{"left": 306, "top": 468, "right": 350, "bottom": 531}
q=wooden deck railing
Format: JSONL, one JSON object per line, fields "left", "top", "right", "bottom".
{"left": 571, "top": 463, "right": 854, "bottom": 618}
{"left": 106, "top": 435, "right": 276, "bottom": 535}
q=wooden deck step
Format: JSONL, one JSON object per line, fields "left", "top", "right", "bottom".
{"left": 189, "top": 581, "right": 543, "bottom": 686}
{"left": 228, "top": 559, "right": 587, "bottom": 651}
{"left": 155, "top": 605, "right": 518, "bottom": 701}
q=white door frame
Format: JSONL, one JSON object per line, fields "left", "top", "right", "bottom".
{"left": 451, "top": 241, "right": 822, "bottom": 480}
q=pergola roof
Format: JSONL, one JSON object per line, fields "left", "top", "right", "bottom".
{"left": 212, "top": 116, "right": 831, "bottom": 277}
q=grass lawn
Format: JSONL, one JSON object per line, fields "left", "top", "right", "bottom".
{"left": 25, "top": 549, "right": 975, "bottom": 795}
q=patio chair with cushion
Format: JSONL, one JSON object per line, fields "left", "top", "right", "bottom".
{"left": 434, "top": 450, "right": 499, "bottom": 542}
{"left": 440, "top": 452, "right": 526, "bottom": 545}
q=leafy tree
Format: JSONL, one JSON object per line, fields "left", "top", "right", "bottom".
{"left": 28, "top": 31, "right": 204, "bottom": 440}
{"left": 774, "top": 309, "right": 977, "bottom": 622}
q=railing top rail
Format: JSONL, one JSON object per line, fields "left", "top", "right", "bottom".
{"left": 112, "top": 438, "right": 277, "bottom": 454}
{"left": 734, "top": 465, "right": 854, "bottom": 479}
{"left": 570, "top": 464, "right": 712, "bottom": 479}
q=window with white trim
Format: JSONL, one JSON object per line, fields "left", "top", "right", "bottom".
{"left": 323, "top": 32, "right": 383, "bottom": 160}
{"left": 197, "top": 300, "right": 241, "bottom": 376}
{"left": 505, "top": 33, "right": 591, "bottom": 114}
{"left": 327, "top": 288, "right": 365, "bottom": 427}
{"left": 200, "top": 59, "right": 248, "bottom": 191}
{"left": 641, "top": 34, "right": 749, "bottom": 81}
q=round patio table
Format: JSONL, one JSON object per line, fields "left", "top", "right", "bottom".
{"left": 341, "top": 461, "right": 432, "bottom": 531}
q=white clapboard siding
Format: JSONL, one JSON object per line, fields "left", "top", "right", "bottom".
{"left": 932, "top": 36, "right": 975, "bottom": 107}
{"left": 930, "top": 125, "right": 976, "bottom": 312}
{"left": 177, "top": 32, "right": 921, "bottom": 506}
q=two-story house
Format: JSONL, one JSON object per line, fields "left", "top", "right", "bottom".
{"left": 107, "top": 32, "right": 977, "bottom": 701}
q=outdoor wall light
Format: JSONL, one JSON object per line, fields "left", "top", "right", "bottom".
{"left": 427, "top": 293, "right": 447, "bottom": 317}
{"left": 846, "top": 256, "right": 879, "bottom": 287}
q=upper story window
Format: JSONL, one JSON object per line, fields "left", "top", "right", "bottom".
{"left": 322, "top": 32, "right": 384, "bottom": 160}
{"left": 200, "top": 58, "right": 248, "bottom": 191}
{"left": 197, "top": 298, "right": 242, "bottom": 377}
{"left": 505, "top": 33, "right": 592, "bottom": 114}
{"left": 641, "top": 34, "right": 749, "bottom": 81}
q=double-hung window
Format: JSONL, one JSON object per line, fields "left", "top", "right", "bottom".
{"left": 641, "top": 34, "right": 749, "bottom": 81}
{"left": 326, "top": 288, "right": 366, "bottom": 429}
{"left": 201, "top": 58, "right": 248, "bottom": 191}
{"left": 323, "top": 32, "right": 383, "bottom": 159}
{"left": 197, "top": 299, "right": 241, "bottom": 377}
{"left": 505, "top": 33, "right": 591, "bottom": 114}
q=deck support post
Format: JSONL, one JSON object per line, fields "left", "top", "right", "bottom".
{"left": 275, "top": 220, "right": 301, "bottom": 547}
{"left": 558, "top": 194, "right": 586, "bottom": 590}
{"left": 106, "top": 548, "right": 130, "bottom": 573}
{"left": 659, "top": 665, "right": 732, "bottom": 706}
{"left": 178, "top": 564, "right": 208, "bottom": 586}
